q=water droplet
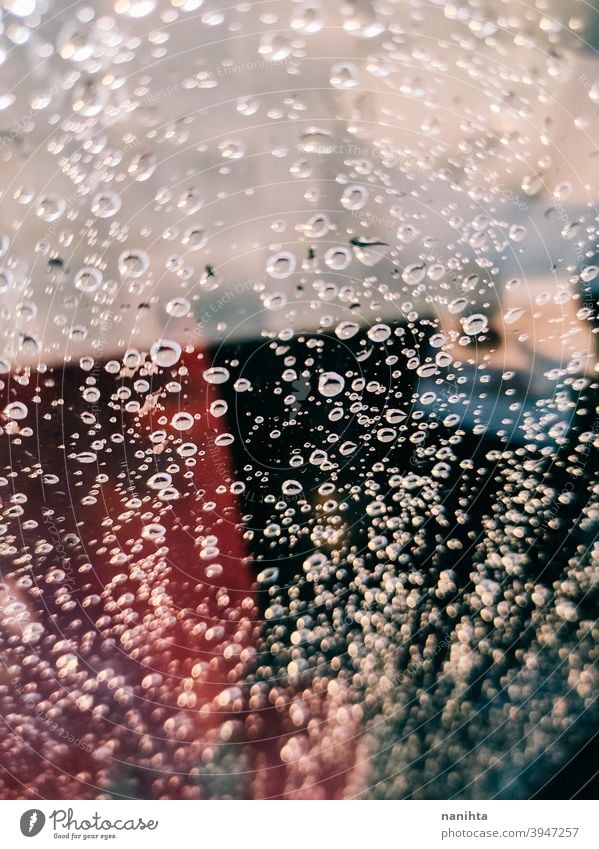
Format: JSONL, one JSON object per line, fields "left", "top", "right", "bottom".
{"left": 318, "top": 371, "right": 345, "bottom": 398}
{"left": 36, "top": 194, "right": 65, "bottom": 222}
{"left": 300, "top": 130, "right": 335, "bottom": 154}
{"left": 171, "top": 412, "right": 195, "bottom": 431}
{"left": 165, "top": 297, "right": 191, "bottom": 317}
{"left": 509, "top": 224, "right": 527, "bottom": 242}
{"left": 129, "top": 151, "right": 158, "bottom": 181}
{"left": 403, "top": 263, "right": 426, "bottom": 286}
{"left": 461, "top": 314, "right": 489, "bottom": 336}
{"left": 291, "top": 4, "right": 323, "bottom": 34}
{"left": 267, "top": 251, "right": 296, "bottom": 279}
{"left": 91, "top": 191, "right": 122, "bottom": 219}
{"left": 521, "top": 173, "right": 543, "bottom": 196}
{"left": 209, "top": 399, "right": 228, "bottom": 416}
{"left": 237, "top": 96, "right": 260, "bottom": 116}
{"left": 264, "top": 292, "right": 287, "bottom": 310}
{"left": 324, "top": 246, "right": 351, "bottom": 270}
{"left": 341, "top": 184, "right": 368, "bottom": 211}
{"left": 218, "top": 139, "right": 246, "bottom": 160}
{"left": 118, "top": 0, "right": 156, "bottom": 18}
{"left": 259, "top": 33, "right": 291, "bottom": 61}
{"left": 282, "top": 479, "right": 303, "bottom": 496}
{"left": 203, "top": 367, "right": 230, "bottom": 385}
{"left": 150, "top": 339, "right": 182, "bottom": 367}
{"left": 119, "top": 250, "right": 149, "bottom": 278}
{"left": 367, "top": 323, "right": 391, "bottom": 342}
{"left": 74, "top": 266, "right": 103, "bottom": 293}
{"left": 335, "top": 320, "right": 360, "bottom": 340}
{"left": 330, "top": 62, "right": 360, "bottom": 89}
{"left": 3, "top": 402, "right": 28, "bottom": 420}
{"left": 350, "top": 237, "right": 389, "bottom": 266}
{"left": 504, "top": 307, "right": 525, "bottom": 324}
{"left": 0, "top": 268, "right": 15, "bottom": 294}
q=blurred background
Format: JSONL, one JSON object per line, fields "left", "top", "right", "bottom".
{"left": 0, "top": 0, "right": 597, "bottom": 364}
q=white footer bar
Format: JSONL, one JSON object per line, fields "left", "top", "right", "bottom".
{"left": 0, "top": 800, "right": 596, "bottom": 848}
